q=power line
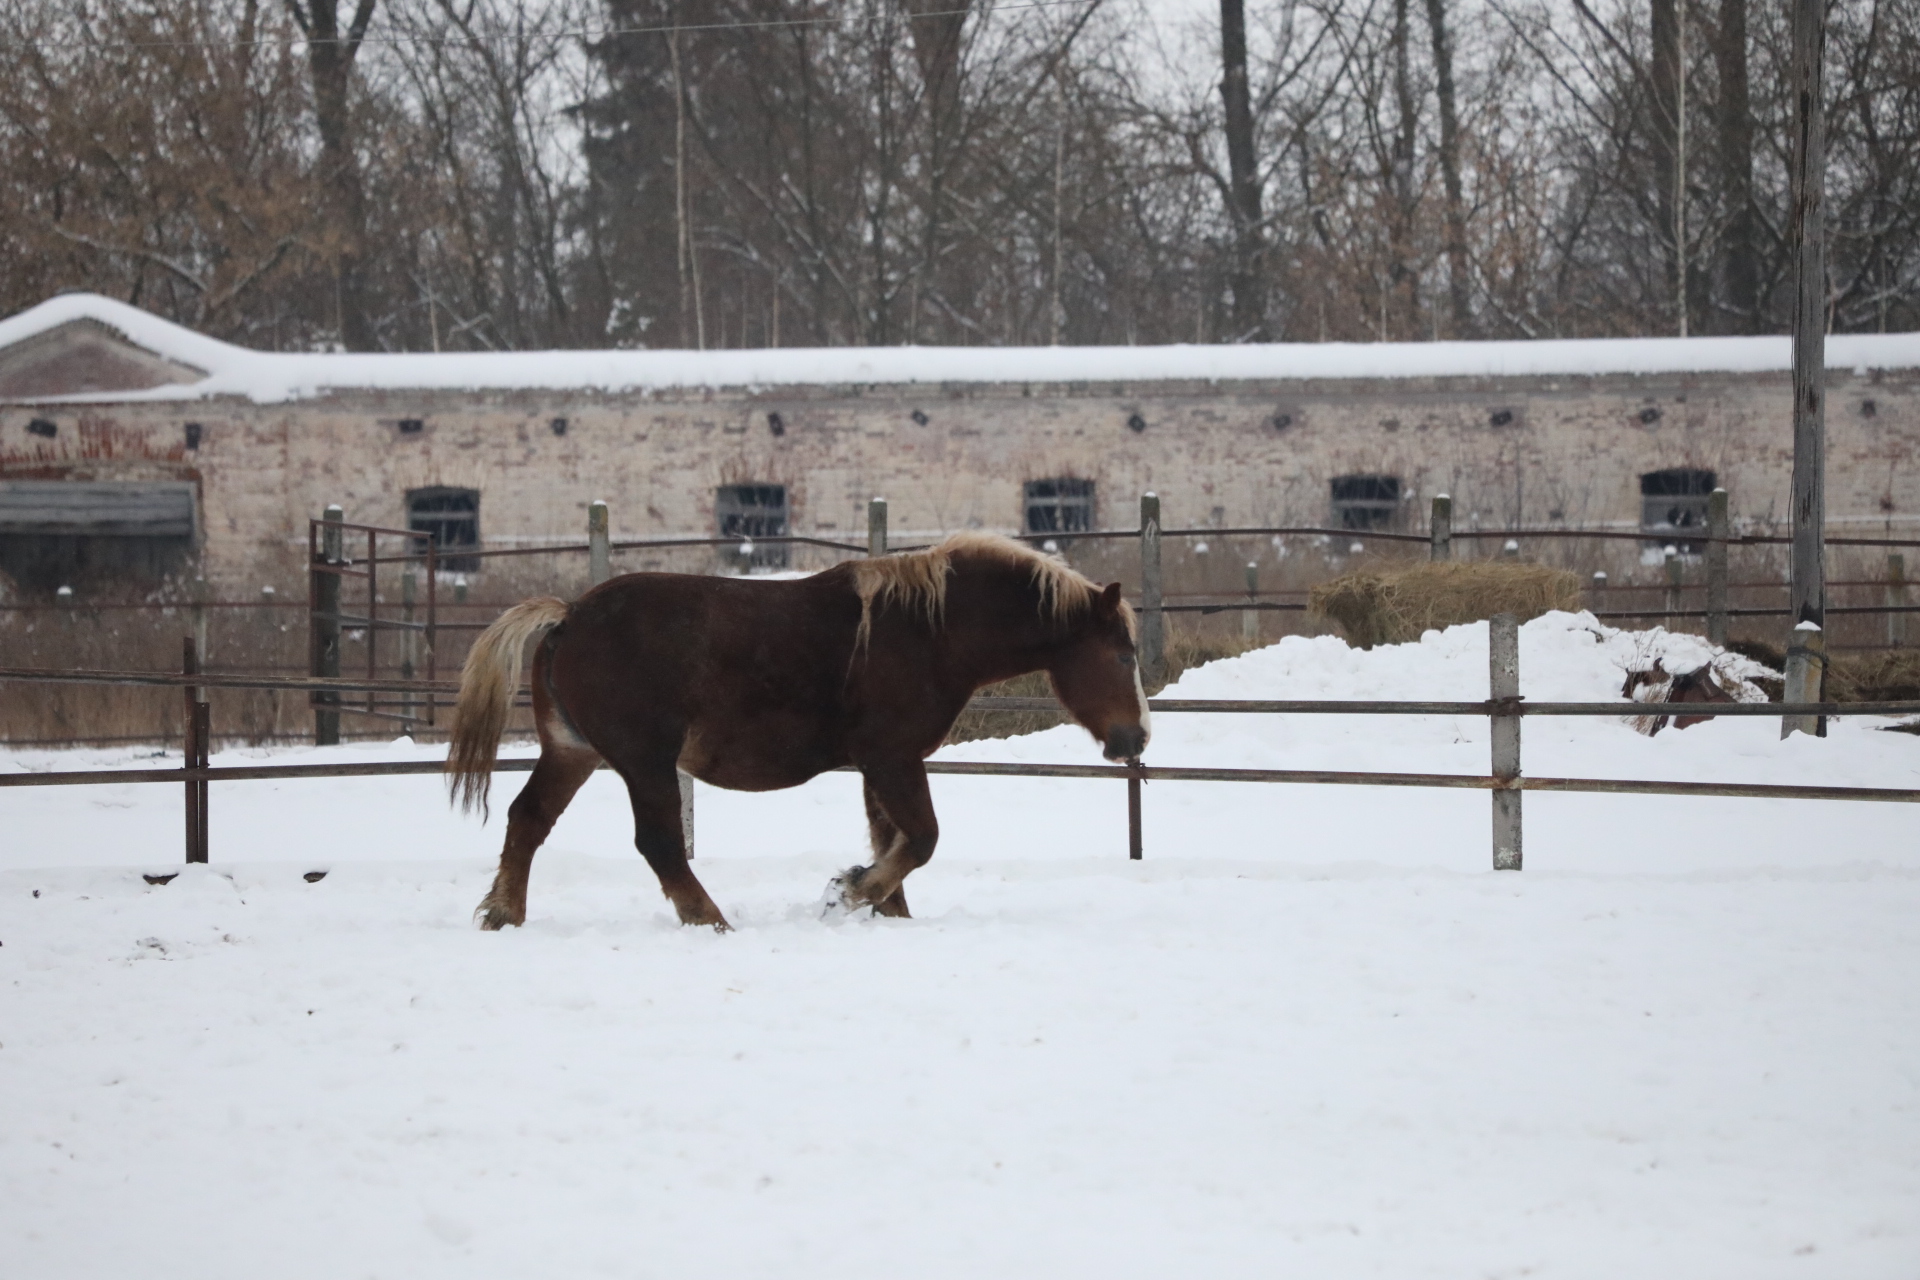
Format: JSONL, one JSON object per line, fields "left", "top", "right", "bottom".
{"left": 1, "top": 0, "right": 1097, "bottom": 55}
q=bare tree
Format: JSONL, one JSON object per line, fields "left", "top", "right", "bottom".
{"left": 1220, "top": 0, "right": 1268, "bottom": 339}
{"left": 285, "top": 0, "right": 380, "bottom": 351}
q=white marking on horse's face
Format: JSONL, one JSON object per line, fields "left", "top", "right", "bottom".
{"left": 1133, "top": 663, "right": 1152, "bottom": 743}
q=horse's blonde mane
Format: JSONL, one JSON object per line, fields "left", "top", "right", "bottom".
{"left": 851, "top": 531, "right": 1125, "bottom": 647}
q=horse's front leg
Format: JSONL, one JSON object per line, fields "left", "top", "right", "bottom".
{"left": 830, "top": 760, "right": 938, "bottom": 919}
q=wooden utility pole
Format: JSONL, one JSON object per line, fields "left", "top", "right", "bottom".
{"left": 1788, "top": 0, "right": 1827, "bottom": 635}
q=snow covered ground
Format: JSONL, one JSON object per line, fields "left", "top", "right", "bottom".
{"left": 4, "top": 613, "right": 1918, "bottom": 1278}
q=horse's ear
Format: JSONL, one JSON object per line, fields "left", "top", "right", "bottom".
{"left": 1097, "top": 581, "right": 1123, "bottom": 618}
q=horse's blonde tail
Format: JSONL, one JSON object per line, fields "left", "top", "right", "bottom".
{"left": 446, "top": 596, "right": 570, "bottom": 816}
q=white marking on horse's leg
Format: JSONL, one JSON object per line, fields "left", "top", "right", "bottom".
{"left": 540, "top": 701, "right": 592, "bottom": 750}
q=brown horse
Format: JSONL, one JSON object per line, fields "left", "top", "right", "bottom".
{"left": 445, "top": 532, "right": 1150, "bottom": 931}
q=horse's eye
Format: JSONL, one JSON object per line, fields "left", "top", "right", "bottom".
{"left": 1119, "top": 653, "right": 1136, "bottom": 669}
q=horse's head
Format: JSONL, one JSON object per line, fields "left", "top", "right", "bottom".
{"left": 1048, "top": 581, "right": 1152, "bottom": 762}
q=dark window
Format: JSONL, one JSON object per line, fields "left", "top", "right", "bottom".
{"left": 716, "top": 483, "right": 789, "bottom": 570}
{"left": 1640, "top": 469, "right": 1715, "bottom": 546}
{"left": 184, "top": 422, "right": 203, "bottom": 450}
{"left": 0, "top": 480, "right": 195, "bottom": 591}
{"left": 27, "top": 418, "right": 56, "bottom": 438}
{"left": 407, "top": 486, "right": 480, "bottom": 571}
{"left": 1330, "top": 475, "right": 1402, "bottom": 530}
{"left": 1024, "top": 478, "right": 1095, "bottom": 535}
{"left": 397, "top": 418, "right": 425, "bottom": 435}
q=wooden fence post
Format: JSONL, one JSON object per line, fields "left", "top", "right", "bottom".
{"left": 400, "top": 566, "right": 418, "bottom": 679}
{"left": 313, "top": 505, "right": 343, "bottom": 746}
{"left": 1707, "top": 489, "right": 1730, "bottom": 646}
{"left": 191, "top": 575, "right": 210, "bottom": 672}
{"left": 1788, "top": 0, "right": 1828, "bottom": 634}
{"left": 868, "top": 496, "right": 888, "bottom": 557}
{"left": 400, "top": 565, "right": 418, "bottom": 722}
{"left": 588, "top": 499, "right": 611, "bottom": 587}
{"left": 1664, "top": 547, "right": 1683, "bottom": 630}
{"left": 1242, "top": 561, "right": 1260, "bottom": 644}
{"left": 1430, "top": 494, "right": 1453, "bottom": 562}
{"left": 679, "top": 770, "right": 696, "bottom": 860}
{"left": 1489, "top": 612, "right": 1522, "bottom": 871}
{"left": 1888, "top": 553, "right": 1906, "bottom": 648}
{"left": 183, "top": 637, "right": 208, "bottom": 864}
{"left": 1782, "top": 621, "right": 1827, "bottom": 739}
{"left": 1140, "top": 493, "right": 1164, "bottom": 686}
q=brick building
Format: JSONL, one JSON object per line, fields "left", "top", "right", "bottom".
{"left": 3, "top": 293, "right": 1918, "bottom": 596}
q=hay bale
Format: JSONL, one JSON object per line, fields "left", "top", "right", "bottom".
{"left": 1309, "top": 561, "right": 1582, "bottom": 649}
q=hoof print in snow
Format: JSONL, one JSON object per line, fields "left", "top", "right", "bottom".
{"left": 303, "top": 870, "right": 328, "bottom": 883}
{"left": 142, "top": 873, "right": 178, "bottom": 886}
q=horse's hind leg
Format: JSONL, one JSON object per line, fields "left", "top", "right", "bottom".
{"left": 625, "top": 768, "right": 731, "bottom": 930}
{"left": 476, "top": 745, "right": 599, "bottom": 930}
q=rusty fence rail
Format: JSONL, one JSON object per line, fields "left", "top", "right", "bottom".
{"left": 5, "top": 616, "right": 1918, "bottom": 872}
{"left": 290, "top": 491, "right": 1920, "bottom": 744}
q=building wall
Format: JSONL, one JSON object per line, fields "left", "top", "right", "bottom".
{"left": 3, "top": 365, "right": 1918, "bottom": 593}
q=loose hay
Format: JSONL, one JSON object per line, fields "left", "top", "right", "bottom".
{"left": 1309, "top": 561, "right": 1582, "bottom": 649}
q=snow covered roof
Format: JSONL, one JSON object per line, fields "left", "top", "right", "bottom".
{"left": 5, "top": 291, "right": 1920, "bottom": 406}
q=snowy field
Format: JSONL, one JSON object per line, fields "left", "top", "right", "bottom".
{"left": 4, "top": 613, "right": 1918, "bottom": 1278}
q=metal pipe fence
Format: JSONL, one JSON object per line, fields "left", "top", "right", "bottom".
{"left": 287, "top": 492, "right": 1920, "bottom": 741}
{"left": 4, "top": 614, "right": 1917, "bottom": 875}
{"left": 9, "top": 490, "right": 1917, "bottom": 750}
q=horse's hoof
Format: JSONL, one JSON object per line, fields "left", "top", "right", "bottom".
{"left": 474, "top": 901, "right": 521, "bottom": 931}
{"left": 819, "top": 866, "right": 869, "bottom": 920}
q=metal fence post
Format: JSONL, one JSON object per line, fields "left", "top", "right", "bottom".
{"left": 1664, "top": 546, "right": 1683, "bottom": 630}
{"left": 588, "top": 499, "right": 611, "bottom": 587}
{"left": 1140, "top": 493, "right": 1164, "bottom": 686}
{"left": 1242, "top": 561, "right": 1260, "bottom": 644}
{"left": 1430, "top": 494, "right": 1453, "bottom": 562}
{"left": 1889, "top": 553, "right": 1906, "bottom": 648}
{"left": 868, "top": 496, "right": 888, "bottom": 557}
{"left": 1707, "top": 489, "right": 1730, "bottom": 646}
{"left": 1489, "top": 612, "right": 1522, "bottom": 871}
{"left": 1782, "top": 621, "right": 1827, "bottom": 738}
{"left": 313, "top": 505, "right": 343, "bottom": 746}
{"left": 1127, "top": 764, "right": 1143, "bottom": 860}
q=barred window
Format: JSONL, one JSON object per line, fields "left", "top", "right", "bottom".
{"left": 716, "top": 483, "right": 789, "bottom": 570}
{"left": 1641, "top": 469, "right": 1715, "bottom": 553}
{"left": 406, "top": 487, "right": 480, "bottom": 572}
{"left": 1024, "top": 478, "right": 1095, "bottom": 535}
{"left": 1330, "top": 475, "right": 1401, "bottom": 530}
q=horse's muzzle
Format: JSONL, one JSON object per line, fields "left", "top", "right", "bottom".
{"left": 1103, "top": 724, "right": 1148, "bottom": 762}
